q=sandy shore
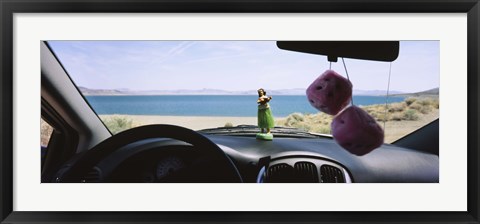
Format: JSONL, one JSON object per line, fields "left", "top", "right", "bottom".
{"left": 274, "top": 109, "right": 438, "bottom": 143}
{"left": 99, "top": 115, "right": 263, "bottom": 131}
{"left": 99, "top": 110, "right": 437, "bottom": 143}
{"left": 381, "top": 110, "right": 438, "bottom": 143}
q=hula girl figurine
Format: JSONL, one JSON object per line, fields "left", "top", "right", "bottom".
{"left": 256, "top": 88, "right": 275, "bottom": 140}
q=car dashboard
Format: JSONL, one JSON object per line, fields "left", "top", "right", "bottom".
{"left": 80, "top": 133, "right": 438, "bottom": 183}
{"left": 209, "top": 135, "right": 439, "bottom": 183}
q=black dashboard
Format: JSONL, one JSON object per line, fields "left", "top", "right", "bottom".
{"left": 210, "top": 135, "right": 439, "bottom": 183}
{"left": 82, "top": 134, "right": 439, "bottom": 183}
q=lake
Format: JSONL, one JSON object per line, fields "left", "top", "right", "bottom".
{"left": 85, "top": 95, "right": 405, "bottom": 117}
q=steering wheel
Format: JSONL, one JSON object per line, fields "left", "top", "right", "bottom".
{"left": 58, "top": 124, "right": 243, "bottom": 183}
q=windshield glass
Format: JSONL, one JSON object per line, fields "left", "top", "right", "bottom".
{"left": 47, "top": 41, "right": 439, "bottom": 143}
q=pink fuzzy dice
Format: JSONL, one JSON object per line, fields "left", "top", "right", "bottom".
{"left": 331, "top": 105, "right": 384, "bottom": 156}
{"left": 306, "top": 70, "right": 353, "bottom": 115}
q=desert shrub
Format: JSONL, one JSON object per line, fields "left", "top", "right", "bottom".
{"left": 409, "top": 101, "right": 423, "bottom": 111}
{"left": 418, "top": 99, "right": 432, "bottom": 106}
{"left": 391, "top": 112, "right": 404, "bottom": 121}
{"left": 316, "top": 113, "right": 332, "bottom": 122}
{"left": 290, "top": 113, "right": 305, "bottom": 121}
{"left": 275, "top": 119, "right": 287, "bottom": 127}
{"left": 405, "top": 97, "right": 417, "bottom": 106}
{"left": 311, "top": 125, "right": 331, "bottom": 134}
{"left": 285, "top": 112, "right": 305, "bottom": 126}
{"left": 224, "top": 122, "right": 233, "bottom": 127}
{"left": 370, "top": 104, "right": 386, "bottom": 112}
{"left": 403, "top": 109, "right": 419, "bottom": 121}
{"left": 284, "top": 119, "right": 297, "bottom": 127}
{"left": 374, "top": 112, "right": 389, "bottom": 122}
{"left": 277, "top": 112, "right": 334, "bottom": 134}
{"left": 361, "top": 104, "right": 390, "bottom": 121}
{"left": 307, "top": 113, "right": 331, "bottom": 125}
{"left": 320, "top": 126, "right": 331, "bottom": 134}
{"left": 362, "top": 107, "right": 374, "bottom": 113}
{"left": 387, "top": 102, "right": 406, "bottom": 113}
{"left": 102, "top": 116, "right": 134, "bottom": 134}
{"left": 419, "top": 105, "right": 432, "bottom": 114}
{"left": 409, "top": 98, "right": 439, "bottom": 114}
{"left": 432, "top": 98, "right": 440, "bottom": 109}
{"left": 365, "top": 108, "right": 386, "bottom": 122}
{"left": 294, "top": 123, "right": 311, "bottom": 132}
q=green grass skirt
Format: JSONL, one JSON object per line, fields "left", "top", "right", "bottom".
{"left": 258, "top": 107, "right": 275, "bottom": 128}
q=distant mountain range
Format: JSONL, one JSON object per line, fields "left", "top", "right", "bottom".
{"left": 78, "top": 86, "right": 438, "bottom": 96}
{"left": 353, "top": 89, "right": 405, "bottom": 96}
{"left": 78, "top": 87, "right": 307, "bottom": 96}
{"left": 390, "top": 87, "right": 439, "bottom": 97}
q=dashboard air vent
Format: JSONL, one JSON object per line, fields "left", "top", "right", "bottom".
{"left": 266, "top": 163, "right": 295, "bottom": 183}
{"left": 294, "top": 162, "right": 319, "bottom": 183}
{"left": 320, "top": 165, "right": 345, "bottom": 183}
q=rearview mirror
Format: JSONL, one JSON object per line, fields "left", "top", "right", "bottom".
{"left": 276, "top": 41, "right": 400, "bottom": 62}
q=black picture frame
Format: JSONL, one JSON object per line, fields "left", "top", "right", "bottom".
{"left": 1, "top": 0, "right": 479, "bottom": 223}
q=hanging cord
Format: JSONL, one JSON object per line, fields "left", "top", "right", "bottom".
{"left": 341, "top": 58, "right": 354, "bottom": 106}
{"left": 383, "top": 62, "right": 393, "bottom": 130}
{"left": 329, "top": 60, "right": 333, "bottom": 135}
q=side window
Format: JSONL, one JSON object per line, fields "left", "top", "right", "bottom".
{"left": 41, "top": 118, "right": 54, "bottom": 169}
{"left": 41, "top": 118, "right": 53, "bottom": 147}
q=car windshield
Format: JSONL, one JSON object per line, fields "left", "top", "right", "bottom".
{"left": 47, "top": 40, "right": 439, "bottom": 143}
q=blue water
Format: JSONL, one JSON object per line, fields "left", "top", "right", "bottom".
{"left": 85, "top": 95, "right": 405, "bottom": 117}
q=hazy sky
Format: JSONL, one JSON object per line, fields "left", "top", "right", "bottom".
{"left": 48, "top": 40, "right": 439, "bottom": 93}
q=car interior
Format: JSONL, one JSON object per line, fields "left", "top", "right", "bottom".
{"left": 40, "top": 41, "right": 439, "bottom": 183}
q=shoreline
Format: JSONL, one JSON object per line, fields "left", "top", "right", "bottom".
{"left": 98, "top": 108, "right": 438, "bottom": 143}
{"left": 99, "top": 114, "right": 268, "bottom": 131}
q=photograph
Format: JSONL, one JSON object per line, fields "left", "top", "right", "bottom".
{"left": 41, "top": 40, "right": 439, "bottom": 183}
{"left": 2, "top": 0, "right": 478, "bottom": 223}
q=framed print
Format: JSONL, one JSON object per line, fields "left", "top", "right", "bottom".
{"left": 1, "top": 0, "right": 479, "bottom": 223}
